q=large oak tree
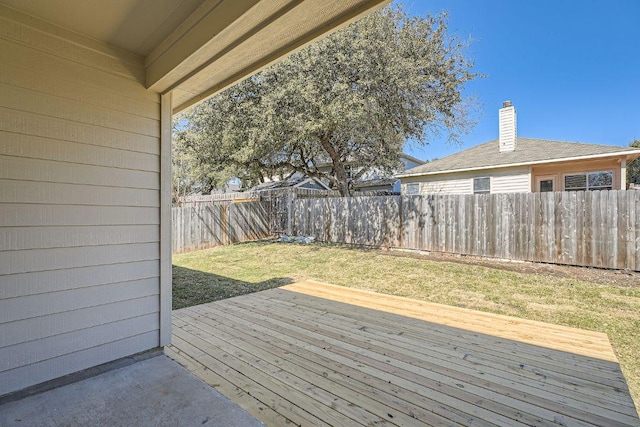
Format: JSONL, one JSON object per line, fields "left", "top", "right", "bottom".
{"left": 174, "top": 5, "right": 479, "bottom": 196}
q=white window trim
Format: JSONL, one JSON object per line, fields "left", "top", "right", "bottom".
{"left": 535, "top": 174, "right": 558, "bottom": 192}
{"left": 406, "top": 182, "right": 420, "bottom": 195}
{"left": 473, "top": 177, "right": 491, "bottom": 194}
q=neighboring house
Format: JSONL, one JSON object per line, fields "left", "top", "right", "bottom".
{"left": 0, "top": 0, "right": 389, "bottom": 398}
{"left": 353, "top": 177, "right": 399, "bottom": 193}
{"left": 250, "top": 176, "right": 332, "bottom": 192}
{"left": 398, "top": 101, "right": 640, "bottom": 195}
{"left": 316, "top": 152, "right": 425, "bottom": 193}
{"left": 353, "top": 153, "right": 424, "bottom": 193}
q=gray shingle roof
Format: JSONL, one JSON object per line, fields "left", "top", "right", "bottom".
{"left": 250, "top": 176, "right": 329, "bottom": 191}
{"left": 354, "top": 177, "right": 397, "bottom": 189}
{"left": 399, "top": 138, "right": 640, "bottom": 177}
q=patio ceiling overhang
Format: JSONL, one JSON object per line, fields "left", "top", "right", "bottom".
{"left": 0, "top": 0, "right": 390, "bottom": 113}
{"left": 147, "top": 0, "right": 393, "bottom": 113}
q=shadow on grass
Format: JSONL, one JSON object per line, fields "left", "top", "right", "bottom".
{"left": 172, "top": 265, "right": 292, "bottom": 310}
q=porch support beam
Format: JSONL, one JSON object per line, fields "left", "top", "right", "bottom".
{"left": 159, "top": 91, "right": 173, "bottom": 347}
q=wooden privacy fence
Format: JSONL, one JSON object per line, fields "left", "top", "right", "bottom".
{"left": 172, "top": 202, "right": 272, "bottom": 254}
{"left": 290, "top": 190, "right": 640, "bottom": 271}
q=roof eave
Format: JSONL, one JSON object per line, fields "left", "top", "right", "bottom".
{"left": 396, "top": 149, "right": 640, "bottom": 179}
{"left": 149, "top": 0, "right": 391, "bottom": 113}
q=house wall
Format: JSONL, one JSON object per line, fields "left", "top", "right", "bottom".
{"left": 392, "top": 156, "right": 423, "bottom": 193}
{"left": 401, "top": 156, "right": 423, "bottom": 171}
{"left": 531, "top": 158, "right": 623, "bottom": 191}
{"left": 401, "top": 166, "right": 530, "bottom": 195}
{"left": 0, "top": 9, "right": 161, "bottom": 396}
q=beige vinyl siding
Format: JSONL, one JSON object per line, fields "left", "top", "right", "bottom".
{"left": 490, "top": 167, "right": 530, "bottom": 193}
{"left": 401, "top": 167, "right": 531, "bottom": 195}
{"left": 0, "top": 205, "right": 159, "bottom": 227}
{"left": 0, "top": 10, "right": 161, "bottom": 396}
{"left": 401, "top": 175, "right": 472, "bottom": 195}
{"left": 0, "top": 225, "right": 159, "bottom": 251}
{"left": 420, "top": 177, "right": 473, "bottom": 194}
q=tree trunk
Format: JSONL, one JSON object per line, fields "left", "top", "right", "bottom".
{"left": 332, "top": 162, "right": 351, "bottom": 197}
{"left": 337, "top": 179, "right": 351, "bottom": 197}
{"left": 318, "top": 132, "right": 352, "bottom": 197}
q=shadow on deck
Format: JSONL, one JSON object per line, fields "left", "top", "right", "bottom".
{"left": 168, "top": 280, "right": 640, "bottom": 426}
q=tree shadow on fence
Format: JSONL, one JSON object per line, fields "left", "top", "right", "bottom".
{"left": 172, "top": 265, "right": 292, "bottom": 310}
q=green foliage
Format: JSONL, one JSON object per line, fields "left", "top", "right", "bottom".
{"left": 627, "top": 139, "right": 640, "bottom": 185}
{"left": 174, "top": 5, "right": 479, "bottom": 196}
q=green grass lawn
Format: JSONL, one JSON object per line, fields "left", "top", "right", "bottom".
{"left": 172, "top": 241, "right": 640, "bottom": 410}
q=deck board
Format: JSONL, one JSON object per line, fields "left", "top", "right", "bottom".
{"left": 224, "top": 294, "right": 634, "bottom": 419}
{"left": 169, "top": 280, "right": 640, "bottom": 426}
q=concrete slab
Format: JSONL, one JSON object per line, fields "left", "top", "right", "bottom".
{"left": 0, "top": 354, "right": 263, "bottom": 427}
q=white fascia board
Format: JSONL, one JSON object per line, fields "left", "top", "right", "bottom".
{"left": 396, "top": 150, "right": 640, "bottom": 179}
{"left": 399, "top": 152, "right": 425, "bottom": 165}
{"left": 295, "top": 177, "right": 332, "bottom": 190}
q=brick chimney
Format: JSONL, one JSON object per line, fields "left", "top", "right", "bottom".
{"left": 499, "top": 100, "right": 517, "bottom": 153}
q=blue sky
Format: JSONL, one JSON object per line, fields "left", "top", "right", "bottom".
{"left": 396, "top": 0, "right": 640, "bottom": 162}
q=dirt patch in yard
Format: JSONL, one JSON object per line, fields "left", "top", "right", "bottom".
{"left": 384, "top": 249, "right": 640, "bottom": 288}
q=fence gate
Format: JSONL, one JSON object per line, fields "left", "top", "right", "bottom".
{"left": 263, "top": 190, "right": 291, "bottom": 235}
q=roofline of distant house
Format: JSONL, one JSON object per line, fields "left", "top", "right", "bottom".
{"left": 399, "top": 152, "right": 425, "bottom": 165}
{"left": 314, "top": 152, "right": 425, "bottom": 169}
{"left": 354, "top": 177, "right": 398, "bottom": 188}
{"left": 300, "top": 176, "right": 332, "bottom": 190}
{"left": 396, "top": 149, "right": 640, "bottom": 179}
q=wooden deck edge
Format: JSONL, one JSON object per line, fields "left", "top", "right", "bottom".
{"left": 281, "top": 280, "right": 619, "bottom": 363}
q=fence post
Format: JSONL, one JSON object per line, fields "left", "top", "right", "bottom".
{"left": 287, "top": 188, "right": 295, "bottom": 235}
{"left": 221, "top": 204, "right": 227, "bottom": 245}
{"left": 398, "top": 195, "right": 403, "bottom": 248}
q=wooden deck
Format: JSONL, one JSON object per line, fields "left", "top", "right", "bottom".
{"left": 167, "top": 280, "right": 640, "bottom": 426}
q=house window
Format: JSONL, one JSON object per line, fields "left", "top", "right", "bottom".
{"left": 564, "top": 174, "right": 587, "bottom": 191}
{"left": 540, "top": 179, "right": 554, "bottom": 192}
{"left": 473, "top": 177, "right": 490, "bottom": 194}
{"left": 406, "top": 183, "right": 420, "bottom": 195}
{"left": 564, "top": 171, "right": 613, "bottom": 191}
{"left": 588, "top": 171, "right": 613, "bottom": 190}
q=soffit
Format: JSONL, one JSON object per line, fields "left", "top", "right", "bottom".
{"left": 0, "top": 0, "right": 390, "bottom": 112}
{"left": 0, "top": 0, "right": 206, "bottom": 56}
